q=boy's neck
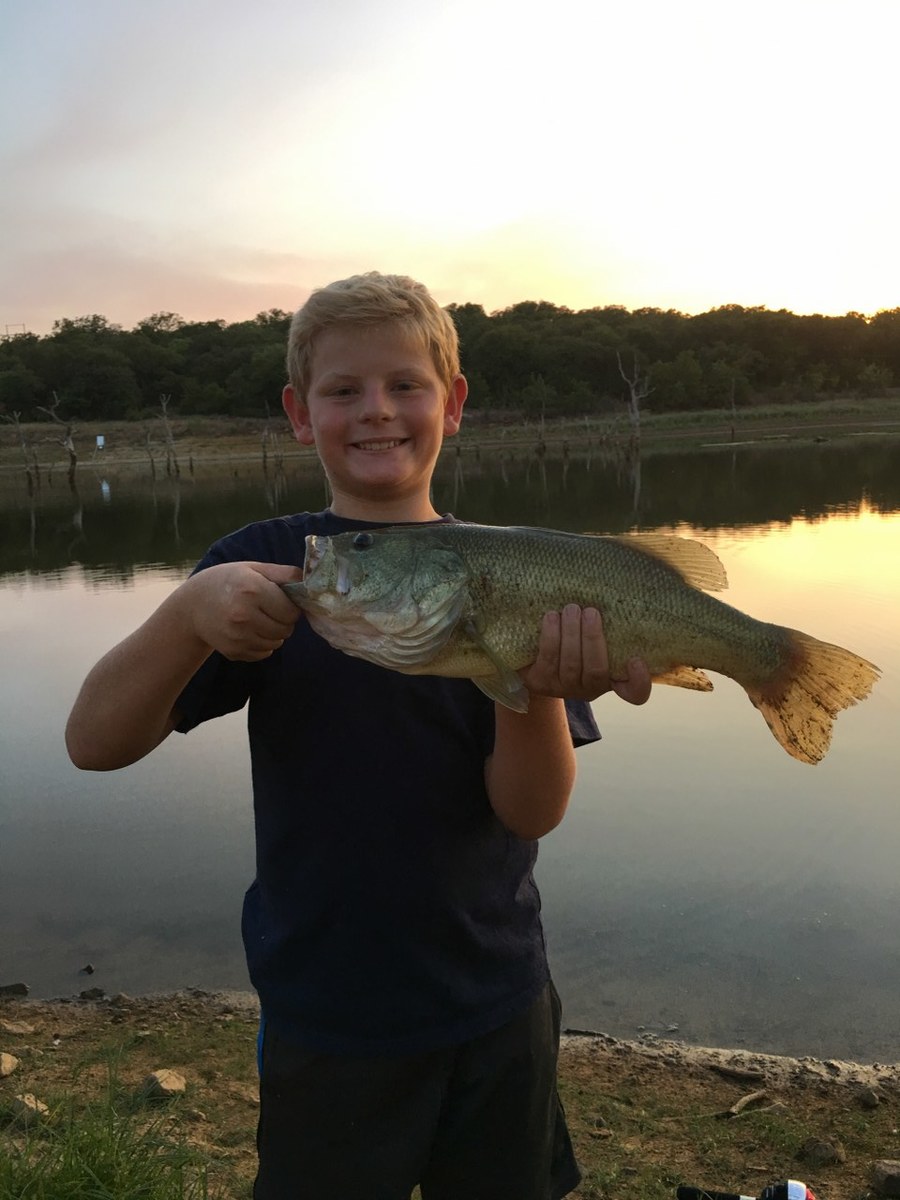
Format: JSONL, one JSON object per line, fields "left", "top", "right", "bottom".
{"left": 328, "top": 494, "right": 442, "bottom": 524}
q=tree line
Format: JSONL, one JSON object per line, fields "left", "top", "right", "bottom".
{"left": 1, "top": 302, "right": 898, "bottom": 425}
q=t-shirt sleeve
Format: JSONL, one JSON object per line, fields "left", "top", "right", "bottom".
{"left": 175, "top": 653, "right": 257, "bottom": 733}
{"left": 565, "top": 698, "right": 601, "bottom": 747}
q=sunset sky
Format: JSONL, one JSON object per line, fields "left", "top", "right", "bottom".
{"left": 2, "top": 0, "right": 898, "bottom": 335}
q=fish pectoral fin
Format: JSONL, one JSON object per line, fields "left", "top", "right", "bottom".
{"left": 471, "top": 671, "right": 531, "bottom": 713}
{"left": 652, "top": 665, "right": 715, "bottom": 692}
{"left": 461, "top": 618, "right": 531, "bottom": 712}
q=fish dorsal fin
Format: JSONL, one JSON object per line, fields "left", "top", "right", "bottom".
{"left": 605, "top": 533, "right": 728, "bottom": 592}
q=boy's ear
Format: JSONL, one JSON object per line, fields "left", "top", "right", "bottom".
{"left": 283, "top": 385, "right": 316, "bottom": 446}
{"left": 443, "top": 375, "right": 468, "bottom": 437}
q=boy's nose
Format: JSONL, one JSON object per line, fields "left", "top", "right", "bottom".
{"left": 359, "top": 385, "right": 396, "bottom": 420}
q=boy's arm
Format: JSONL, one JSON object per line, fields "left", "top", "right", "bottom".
{"left": 65, "top": 561, "right": 302, "bottom": 772}
{"left": 484, "top": 606, "right": 650, "bottom": 840}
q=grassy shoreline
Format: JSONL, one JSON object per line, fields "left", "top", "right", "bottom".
{"left": 2, "top": 991, "right": 899, "bottom": 1199}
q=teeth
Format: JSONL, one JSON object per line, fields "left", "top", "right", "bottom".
{"left": 355, "top": 439, "right": 404, "bottom": 451}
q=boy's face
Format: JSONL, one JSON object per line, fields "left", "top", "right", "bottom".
{"left": 283, "top": 323, "right": 466, "bottom": 521}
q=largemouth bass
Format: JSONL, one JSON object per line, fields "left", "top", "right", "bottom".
{"left": 283, "top": 523, "right": 879, "bottom": 765}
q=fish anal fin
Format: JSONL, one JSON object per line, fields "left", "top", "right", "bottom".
{"left": 471, "top": 672, "right": 531, "bottom": 712}
{"left": 652, "top": 665, "right": 714, "bottom": 692}
{"left": 605, "top": 533, "right": 729, "bottom": 592}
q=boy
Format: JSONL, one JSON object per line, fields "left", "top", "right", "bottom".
{"left": 66, "top": 272, "right": 650, "bottom": 1199}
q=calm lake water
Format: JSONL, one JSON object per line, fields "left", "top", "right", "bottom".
{"left": 1, "top": 434, "right": 898, "bottom": 1061}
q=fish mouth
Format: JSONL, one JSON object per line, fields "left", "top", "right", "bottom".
{"left": 303, "top": 535, "right": 324, "bottom": 581}
{"left": 303, "top": 535, "right": 351, "bottom": 598}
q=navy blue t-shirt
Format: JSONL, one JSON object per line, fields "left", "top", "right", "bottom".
{"left": 176, "top": 510, "right": 600, "bottom": 1055}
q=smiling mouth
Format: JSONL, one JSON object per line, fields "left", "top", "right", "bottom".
{"left": 353, "top": 438, "right": 408, "bottom": 452}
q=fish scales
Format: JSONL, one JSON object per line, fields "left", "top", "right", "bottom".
{"left": 433, "top": 525, "right": 775, "bottom": 682}
{"left": 285, "top": 522, "right": 879, "bottom": 764}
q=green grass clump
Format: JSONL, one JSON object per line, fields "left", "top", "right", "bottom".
{"left": 0, "top": 1090, "right": 209, "bottom": 1200}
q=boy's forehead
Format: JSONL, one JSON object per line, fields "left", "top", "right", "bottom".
{"left": 310, "top": 322, "right": 434, "bottom": 376}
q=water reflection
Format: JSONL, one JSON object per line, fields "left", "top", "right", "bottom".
{"left": 2, "top": 437, "right": 900, "bottom": 581}
{"left": 544, "top": 505, "right": 898, "bottom": 1060}
{"left": 1, "top": 437, "right": 898, "bottom": 1060}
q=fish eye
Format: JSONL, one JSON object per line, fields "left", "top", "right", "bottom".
{"left": 352, "top": 532, "right": 374, "bottom": 549}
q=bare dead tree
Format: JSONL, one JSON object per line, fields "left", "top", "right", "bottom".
{"left": 144, "top": 429, "right": 157, "bottom": 480}
{"left": 616, "top": 351, "right": 654, "bottom": 442}
{"left": 261, "top": 420, "right": 284, "bottom": 475}
{"left": 1, "top": 411, "right": 40, "bottom": 495}
{"left": 614, "top": 353, "right": 652, "bottom": 519}
{"left": 159, "top": 394, "right": 180, "bottom": 478}
{"left": 32, "top": 393, "right": 84, "bottom": 543}
{"left": 36, "top": 391, "right": 77, "bottom": 487}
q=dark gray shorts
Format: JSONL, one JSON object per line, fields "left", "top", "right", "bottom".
{"left": 253, "top": 981, "right": 580, "bottom": 1200}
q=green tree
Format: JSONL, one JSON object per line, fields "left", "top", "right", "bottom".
{"left": 447, "top": 302, "right": 491, "bottom": 353}
{"left": 562, "top": 380, "right": 598, "bottom": 414}
{"left": 470, "top": 325, "right": 539, "bottom": 404}
{"left": 0, "top": 360, "right": 44, "bottom": 411}
{"left": 868, "top": 309, "right": 900, "bottom": 376}
{"left": 518, "top": 374, "right": 559, "bottom": 421}
{"left": 182, "top": 379, "right": 228, "bottom": 414}
{"left": 136, "top": 311, "right": 186, "bottom": 337}
{"left": 463, "top": 369, "right": 494, "bottom": 409}
{"left": 226, "top": 344, "right": 288, "bottom": 416}
{"left": 253, "top": 308, "right": 292, "bottom": 330}
{"left": 51, "top": 314, "right": 122, "bottom": 338}
{"left": 856, "top": 362, "right": 893, "bottom": 397}
{"left": 706, "top": 359, "right": 751, "bottom": 409}
{"left": 650, "top": 351, "right": 707, "bottom": 412}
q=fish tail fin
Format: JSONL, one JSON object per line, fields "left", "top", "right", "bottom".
{"left": 745, "top": 630, "right": 879, "bottom": 764}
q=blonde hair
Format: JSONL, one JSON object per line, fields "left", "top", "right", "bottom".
{"left": 286, "top": 272, "right": 460, "bottom": 398}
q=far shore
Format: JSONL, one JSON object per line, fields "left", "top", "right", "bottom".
{"left": 3, "top": 396, "right": 900, "bottom": 476}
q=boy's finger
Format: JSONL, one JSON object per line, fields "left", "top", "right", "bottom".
{"left": 251, "top": 610, "right": 299, "bottom": 640}
{"left": 533, "top": 611, "right": 562, "bottom": 672}
{"left": 239, "top": 565, "right": 304, "bottom": 623}
{"left": 260, "top": 588, "right": 304, "bottom": 626}
{"left": 557, "top": 605, "right": 586, "bottom": 688}
{"left": 580, "top": 607, "right": 610, "bottom": 692}
{"left": 613, "top": 658, "right": 653, "bottom": 706}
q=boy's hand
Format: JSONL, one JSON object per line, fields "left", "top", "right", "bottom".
{"left": 184, "top": 562, "right": 303, "bottom": 661}
{"left": 519, "top": 605, "right": 651, "bottom": 705}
